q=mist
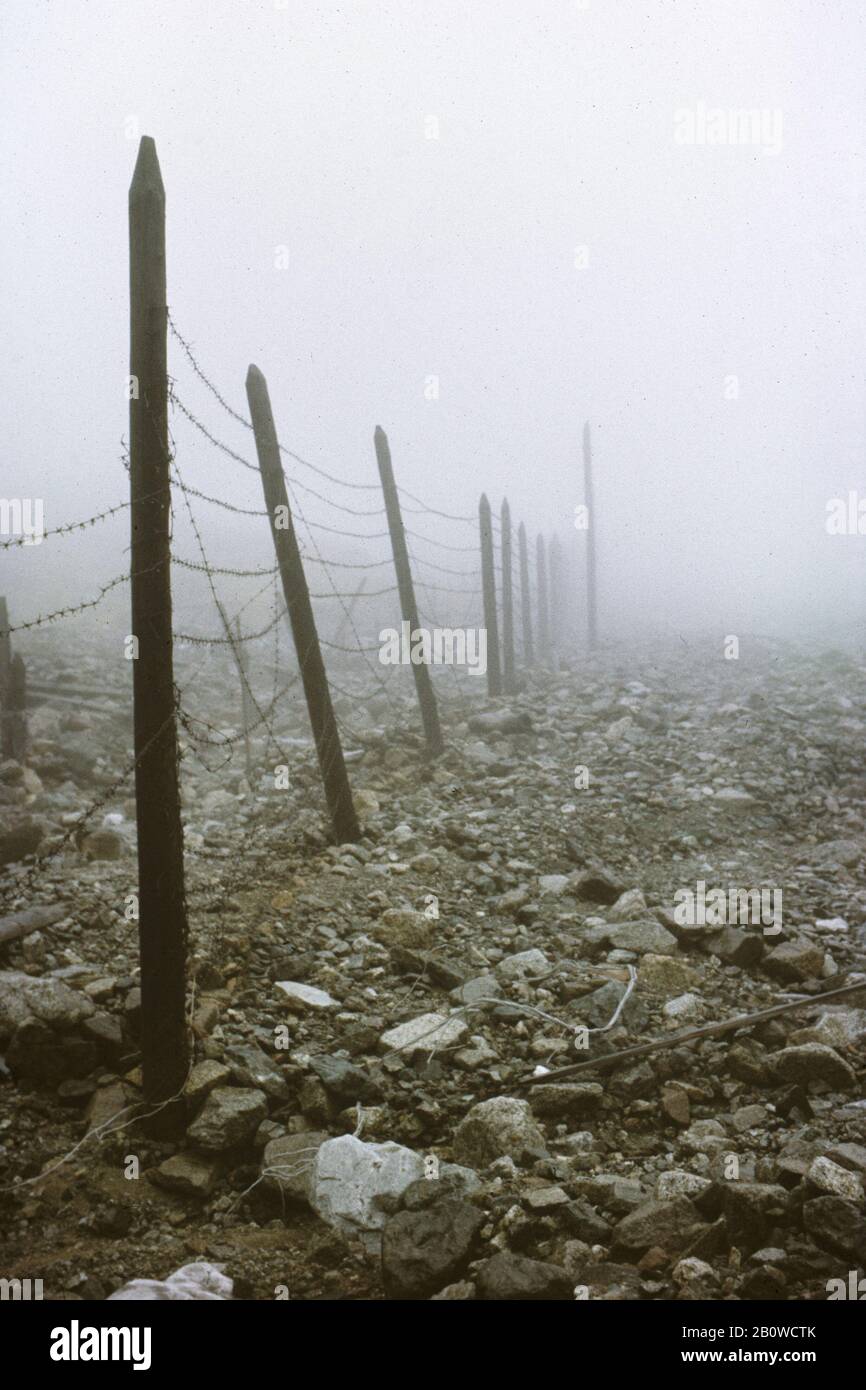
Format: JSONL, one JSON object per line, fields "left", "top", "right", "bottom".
{"left": 2, "top": 0, "right": 865, "bottom": 645}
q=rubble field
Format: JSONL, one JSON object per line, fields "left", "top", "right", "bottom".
{"left": 1, "top": 633, "right": 865, "bottom": 1301}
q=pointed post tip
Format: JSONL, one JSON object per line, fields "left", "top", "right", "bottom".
{"left": 130, "top": 135, "right": 164, "bottom": 197}
{"left": 246, "top": 364, "right": 265, "bottom": 384}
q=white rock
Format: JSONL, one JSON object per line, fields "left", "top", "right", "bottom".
{"left": 673, "top": 1257, "right": 715, "bottom": 1286}
{"left": 663, "top": 992, "right": 704, "bottom": 1022}
{"left": 538, "top": 874, "right": 571, "bottom": 897}
{"left": 378, "top": 1012, "right": 469, "bottom": 1056}
{"left": 608, "top": 888, "right": 647, "bottom": 922}
{"left": 657, "top": 1170, "right": 713, "bottom": 1201}
{"left": 275, "top": 981, "right": 338, "bottom": 1012}
{"left": 108, "top": 1262, "right": 232, "bottom": 1300}
{"left": 497, "top": 949, "right": 550, "bottom": 981}
{"left": 807, "top": 1156, "right": 864, "bottom": 1202}
{"left": 311, "top": 1135, "right": 424, "bottom": 1243}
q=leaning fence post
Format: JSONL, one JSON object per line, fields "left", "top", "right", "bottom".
{"left": 374, "top": 427, "right": 443, "bottom": 756}
{"left": 479, "top": 493, "right": 502, "bottom": 697}
{"left": 246, "top": 365, "right": 360, "bottom": 842}
{"left": 517, "top": 523, "right": 534, "bottom": 666}
{"left": 129, "top": 136, "right": 189, "bottom": 1125}
{"left": 536, "top": 533, "right": 551, "bottom": 665}
{"left": 501, "top": 499, "right": 516, "bottom": 693}
{"left": 583, "top": 421, "right": 598, "bottom": 649}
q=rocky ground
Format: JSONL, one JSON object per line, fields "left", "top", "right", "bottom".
{"left": 1, "top": 633, "right": 865, "bottom": 1301}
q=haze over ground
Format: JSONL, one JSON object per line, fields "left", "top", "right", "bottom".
{"left": 1, "top": 0, "right": 864, "bottom": 645}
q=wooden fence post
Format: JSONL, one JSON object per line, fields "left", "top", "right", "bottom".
{"left": 518, "top": 523, "right": 534, "bottom": 666}
{"left": 583, "top": 421, "right": 598, "bottom": 649}
{"left": 536, "top": 532, "right": 551, "bottom": 664}
{"left": 129, "top": 136, "right": 189, "bottom": 1124}
{"left": 0, "top": 598, "right": 11, "bottom": 704}
{"left": 501, "top": 499, "right": 516, "bottom": 693}
{"left": 0, "top": 597, "right": 13, "bottom": 757}
{"left": 479, "top": 494, "right": 502, "bottom": 697}
{"left": 374, "top": 427, "right": 443, "bottom": 756}
{"left": 549, "top": 533, "right": 564, "bottom": 668}
{"left": 235, "top": 617, "right": 254, "bottom": 784}
{"left": 2, "top": 654, "right": 27, "bottom": 761}
{"left": 246, "top": 364, "right": 360, "bottom": 842}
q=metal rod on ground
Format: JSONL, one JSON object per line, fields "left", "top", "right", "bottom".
{"left": 501, "top": 499, "right": 516, "bottom": 693}
{"left": 374, "top": 426, "right": 444, "bottom": 756}
{"left": 518, "top": 523, "right": 534, "bottom": 666}
{"left": 479, "top": 493, "right": 502, "bottom": 697}
{"left": 128, "top": 135, "right": 189, "bottom": 1126}
{"left": 583, "top": 421, "right": 598, "bottom": 649}
{"left": 235, "top": 617, "right": 254, "bottom": 784}
{"left": 536, "top": 532, "right": 551, "bottom": 665}
{"left": 515, "top": 978, "right": 866, "bottom": 1087}
{"left": 246, "top": 364, "right": 360, "bottom": 842}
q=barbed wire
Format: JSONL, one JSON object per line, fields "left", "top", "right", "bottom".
{"left": 172, "top": 554, "right": 280, "bottom": 580}
{"left": 397, "top": 489, "right": 475, "bottom": 524}
{"left": 170, "top": 389, "right": 258, "bottom": 472}
{"left": 0, "top": 497, "right": 130, "bottom": 550}
{"left": 169, "top": 477, "right": 268, "bottom": 517}
{"left": 282, "top": 474, "right": 402, "bottom": 713}
{"left": 405, "top": 528, "right": 478, "bottom": 553}
{"left": 168, "top": 310, "right": 381, "bottom": 493}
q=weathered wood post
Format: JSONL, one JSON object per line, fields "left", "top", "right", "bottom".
{"left": 374, "top": 428, "right": 443, "bottom": 756}
{"left": 247, "top": 365, "right": 360, "bottom": 842}
{"left": 129, "top": 136, "right": 189, "bottom": 1124}
{"left": 0, "top": 598, "right": 11, "bottom": 704}
{"left": 479, "top": 493, "right": 502, "bottom": 697}
{"left": 583, "top": 421, "right": 598, "bottom": 649}
{"left": 518, "top": 523, "right": 534, "bottom": 666}
{"left": 235, "top": 617, "right": 254, "bottom": 784}
{"left": 0, "top": 598, "right": 13, "bottom": 757}
{"left": 549, "top": 533, "right": 564, "bottom": 669}
{"left": 500, "top": 499, "right": 516, "bottom": 693}
{"left": 536, "top": 532, "right": 551, "bottom": 664}
{"left": 2, "top": 654, "right": 27, "bottom": 761}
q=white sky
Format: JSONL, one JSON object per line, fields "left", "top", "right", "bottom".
{"left": 1, "top": 0, "right": 864, "bottom": 642}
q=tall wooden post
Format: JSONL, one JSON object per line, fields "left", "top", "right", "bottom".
{"left": 0, "top": 598, "right": 13, "bottom": 757}
{"left": 549, "top": 533, "right": 564, "bottom": 668}
{"left": 479, "top": 494, "right": 502, "bottom": 697}
{"left": 247, "top": 365, "right": 360, "bottom": 842}
{"left": 129, "top": 136, "right": 189, "bottom": 1123}
{"left": 235, "top": 617, "right": 254, "bottom": 784}
{"left": 2, "top": 654, "right": 27, "bottom": 761}
{"left": 500, "top": 499, "right": 516, "bottom": 693}
{"left": 374, "top": 428, "right": 443, "bottom": 756}
{"left": 536, "top": 533, "right": 551, "bottom": 665}
{"left": 583, "top": 421, "right": 598, "bottom": 649}
{"left": 518, "top": 523, "right": 534, "bottom": 666}
{"left": 0, "top": 598, "right": 11, "bottom": 704}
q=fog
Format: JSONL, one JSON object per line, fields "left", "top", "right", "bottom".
{"left": 2, "top": 0, "right": 864, "bottom": 648}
